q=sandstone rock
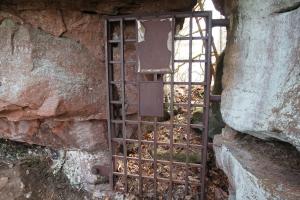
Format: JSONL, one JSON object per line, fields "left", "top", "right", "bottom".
{"left": 0, "top": 0, "right": 196, "bottom": 15}
{"left": 221, "top": 126, "right": 238, "bottom": 141}
{"left": 0, "top": 11, "right": 23, "bottom": 24}
{"left": 221, "top": 0, "right": 300, "bottom": 149}
{"left": 52, "top": 149, "right": 111, "bottom": 197}
{"left": 19, "top": 9, "right": 66, "bottom": 37}
{"left": 0, "top": 118, "right": 108, "bottom": 151}
{"left": 0, "top": 165, "right": 23, "bottom": 199}
{"left": 0, "top": 177, "right": 8, "bottom": 190}
{"left": 62, "top": 10, "right": 104, "bottom": 62}
{"left": 0, "top": 18, "right": 106, "bottom": 121}
{"left": 214, "top": 132, "right": 300, "bottom": 200}
{"left": 0, "top": 141, "right": 94, "bottom": 200}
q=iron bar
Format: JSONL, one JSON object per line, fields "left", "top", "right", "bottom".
{"left": 135, "top": 19, "right": 143, "bottom": 197}
{"left": 106, "top": 11, "right": 211, "bottom": 20}
{"left": 111, "top": 120, "right": 204, "bottom": 128}
{"left": 184, "top": 16, "right": 193, "bottom": 196}
{"left": 120, "top": 19, "right": 128, "bottom": 192}
{"left": 201, "top": 12, "right": 212, "bottom": 200}
{"left": 209, "top": 94, "right": 221, "bottom": 102}
{"left": 110, "top": 81, "right": 205, "bottom": 86}
{"left": 110, "top": 102, "right": 205, "bottom": 107}
{"left": 113, "top": 172, "right": 201, "bottom": 185}
{"left": 153, "top": 74, "right": 158, "bottom": 199}
{"left": 168, "top": 16, "right": 175, "bottom": 200}
{"left": 104, "top": 19, "right": 114, "bottom": 190}
{"left": 212, "top": 19, "right": 229, "bottom": 27}
{"left": 174, "top": 59, "right": 206, "bottom": 63}
{"left": 174, "top": 36, "right": 207, "bottom": 40}
{"left": 112, "top": 155, "right": 202, "bottom": 168}
{"left": 111, "top": 138, "right": 203, "bottom": 148}
{"left": 109, "top": 60, "right": 136, "bottom": 64}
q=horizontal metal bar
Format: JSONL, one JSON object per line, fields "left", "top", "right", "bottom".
{"left": 174, "top": 59, "right": 206, "bottom": 63}
{"left": 109, "top": 60, "right": 136, "bottom": 64}
{"left": 110, "top": 81, "right": 137, "bottom": 85}
{"left": 209, "top": 95, "right": 221, "bottom": 102}
{"left": 109, "top": 61, "right": 121, "bottom": 64}
{"left": 164, "top": 102, "right": 205, "bottom": 107}
{"left": 109, "top": 39, "right": 137, "bottom": 43}
{"left": 107, "top": 18, "right": 122, "bottom": 22}
{"left": 110, "top": 81, "right": 206, "bottom": 86}
{"left": 174, "top": 36, "right": 207, "bottom": 40}
{"left": 111, "top": 138, "right": 203, "bottom": 148}
{"left": 212, "top": 19, "right": 229, "bottom": 27}
{"left": 110, "top": 101, "right": 122, "bottom": 104}
{"left": 112, "top": 155, "right": 202, "bottom": 168}
{"left": 113, "top": 172, "right": 201, "bottom": 185}
{"left": 125, "top": 38, "right": 137, "bottom": 42}
{"left": 105, "top": 11, "right": 211, "bottom": 20}
{"left": 109, "top": 39, "right": 120, "bottom": 43}
{"left": 119, "top": 120, "right": 204, "bottom": 128}
{"left": 108, "top": 17, "right": 136, "bottom": 21}
{"left": 164, "top": 81, "right": 206, "bottom": 85}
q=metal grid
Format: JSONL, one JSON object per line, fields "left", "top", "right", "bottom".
{"left": 105, "top": 11, "right": 212, "bottom": 199}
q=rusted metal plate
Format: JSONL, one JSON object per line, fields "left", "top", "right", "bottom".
{"left": 137, "top": 19, "right": 172, "bottom": 73}
{"left": 139, "top": 81, "right": 164, "bottom": 117}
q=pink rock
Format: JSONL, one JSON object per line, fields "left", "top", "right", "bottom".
{"left": 0, "top": 118, "right": 108, "bottom": 151}
{"left": 0, "top": 18, "right": 106, "bottom": 121}
{"left": 19, "top": 9, "right": 66, "bottom": 37}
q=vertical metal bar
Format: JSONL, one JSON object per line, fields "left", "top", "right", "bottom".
{"left": 201, "top": 12, "right": 212, "bottom": 200}
{"left": 136, "top": 19, "right": 143, "bottom": 197}
{"left": 168, "top": 16, "right": 175, "bottom": 200}
{"left": 184, "top": 16, "right": 193, "bottom": 196}
{"left": 120, "top": 18, "right": 128, "bottom": 192}
{"left": 153, "top": 73, "right": 158, "bottom": 199}
{"left": 105, "top": 19, "right": 114, "bottom": 190}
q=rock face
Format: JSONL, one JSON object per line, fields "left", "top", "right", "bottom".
{"left": 0, "top": 18, "right": 106, "bottom": 121}
{"left": 0, "top": 118, "right": 108, "bottom": 151}
{"left": 221, "top": 0, "right": 300, "bottom": 149}
{"left": 0, "top": 1, "right": 196, "bottom": 151}
{"left": 0, "top": 17, "right": 106, "bottom": 151}
{"left": 0, "top": 0, "right": 196, "bottom": 15}
{"left": 214, "top": 127, "right": 300, "bottom": 200}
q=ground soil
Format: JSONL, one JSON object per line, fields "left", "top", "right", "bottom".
{"left": 0, "top": 139, "right": 92, "bottom": 200}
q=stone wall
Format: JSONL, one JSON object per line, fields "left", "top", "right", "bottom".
{"left": 0, "top": 0, "right": 196, "bottom": 151}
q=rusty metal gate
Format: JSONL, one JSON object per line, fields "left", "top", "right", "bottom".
{"left": 105, "top": 11, "right": 223, "bottom": 199}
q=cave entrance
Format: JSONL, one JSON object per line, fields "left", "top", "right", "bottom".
{"left": 105, "top": 11, "right": 225, "bottom": 199}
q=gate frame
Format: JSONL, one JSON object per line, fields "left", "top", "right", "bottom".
{"left": 105, "top": 11, "right": 213, "bottom": 199}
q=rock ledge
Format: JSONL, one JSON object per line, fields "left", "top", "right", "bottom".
{"left": 213, "top": 128, "right": 300, "bottom": 200}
